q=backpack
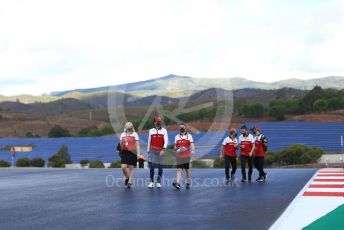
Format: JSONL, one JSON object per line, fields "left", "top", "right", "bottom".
{"left": 261, "top": 135, "right": 268, "bottom": 151}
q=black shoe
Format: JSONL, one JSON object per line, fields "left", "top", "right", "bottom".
{"left": 172, "top": 182, "right": 181, "bottom": 190}
{"left": 263, "top": 173, "right": 268, "bottom": 181}
{"left": 256, "top": 177, "right": 263, "bottom": 182}
{"left": 226, "top": 176, "right": 230, "bottom": 181}
{"left": 241, "top": 179, "right": 246, "bottom": 183}
{"left": 186, "top": 183, "right": 190, "bottom": 190}
{"left": 126, "top": 183, "right": 132, "bottom": 189}
{"left": 248, "top": 176, "right": 252, "bottom": 182}
{"left": 125, "top": 178, "right": 129, "bottom": 186}
{"left": 230, "top": 174, "right": 235, "bottom": 181}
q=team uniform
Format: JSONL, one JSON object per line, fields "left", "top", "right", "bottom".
{"left": 239, "top": 133, "right": 255, "bottom": 181}
{"left": 175, "top": 133, "right": 194, "bottom": 169}
{"left": 119, "top": 132, "right": 139, "bottom": 166}
{"left": 222, "top": 136, "right": 238, "bottom": 180}
{"left": 253, "top": 133, "right": 267, "bottom": 180}
{"left": 147, "top": 127, "right": 168, "bottom": 183}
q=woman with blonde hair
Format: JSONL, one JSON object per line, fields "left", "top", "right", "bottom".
{"left": 119, "top": 122, "right": 140, "bottom": 189}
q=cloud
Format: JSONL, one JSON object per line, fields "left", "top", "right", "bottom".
{"left": 0, "top": 0, "right": 343, "bottom": 96}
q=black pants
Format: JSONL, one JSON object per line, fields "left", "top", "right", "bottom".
{"left": 224, "top": 156, "right": 237, "bottom": 179}
{"left": 138, "top": 159, "right": 144, "bottom": 168}
{"left": 253, "top": 156, "right": 266, "bottom": 177}
{"left": 240, "top": 156, "right": 253, "bottom": 180}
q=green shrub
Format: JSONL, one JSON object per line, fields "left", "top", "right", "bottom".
{"left": 100, "top": 124, "right": 114, "bottom": 135}
{"left": 0, "top": 160, "right": 10, "bottom": 167}
{"left": 77, "top": 124, "right": 114, "bottom": 137}
{"left": 30, "top": 158, "right": 45, "bottom": 167}
{"left": 285, "top": 96, "right": 302, "bottom": 114}
{"left": 15, "top": 157, "right": 31, "bottom": 167}
{"left": 48, "top": 125, "right": 71, "bottom": 137}
{"left": 48, "top": 154, "right": 66, "bottom": 168}
{"left": 26, "top": 132, "right": 34, "bottom": 137}
{"left": 341, "top": 96, "right": 344, "bottom": 108}
{"left": 191, "top": 160, "right": 209, "bottom": 168}
{"left": 108, "top": 161, "right": 121, "bottom": 168}
{"left": 269, "top": 99, "right": 286, "bottom": 107}
{"left": 264, "top": 152, "right": 276, "bottom": 167}
{"left": 89, "top": 160, "right": 105, "bottom": 168}
{"left": 268, "top": 105, "right": 286, "bottom": 121}
{"left": 80, "top": 159, "right": 90, "bottom": 166}
{"left": 327, "top": 97, "right": 341, "bottom": 110}
{"left": 241, "top": 103, "right": 265, "bottom": 118}
{"left": 313, "top": 99, "right": 328, "bottom": 112}
{"left": 26, "top": 132, "right": 40, "bottom": 138}
{"left": 56, "top": 145, "right": 72, "bottom": 164}
{"left": 276, "top": 144, "right": 323, "bottom": 165}
{"left": 176, "top": 106, "right": 217, "bottom": 122}
{"left": 213, "top": 158, "right": 225, "bottom": 168}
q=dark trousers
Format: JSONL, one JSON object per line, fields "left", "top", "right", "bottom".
{"left": 224, "top": 156, "right": 237, "bottom": 179}
{"left": 253, "top": 156, "right": 266, "bottom": 177}
{"left": 138, "top": 159, "right": 144, "bottom": 168}
{"left": 240, "top": 155, "right": 253, "bottom": 180}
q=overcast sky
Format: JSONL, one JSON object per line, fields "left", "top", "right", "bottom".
{"left": 0, "top": 0, "right": 344, "bottom": 96}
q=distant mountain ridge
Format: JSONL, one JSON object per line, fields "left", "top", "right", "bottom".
{"left": 0, "top": 87, "right": 307, "bottom": 116}
{"left": 0, "top": 74, "right": 343, "bottom": 104}
{"left": 51, "top": 74, "right": 344, "bottom": 97}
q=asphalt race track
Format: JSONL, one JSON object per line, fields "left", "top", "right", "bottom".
{"left": 0, "top": 168, "right": 317, "bottom": 230}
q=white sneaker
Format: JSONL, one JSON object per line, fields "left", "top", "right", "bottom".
{"left": 156, "top": 182, "right": 162, "bottom": 188}
{"left": 147, "top": 182, "right": 155, "bottom": 188}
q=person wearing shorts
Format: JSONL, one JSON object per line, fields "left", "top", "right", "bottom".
{"left": 220, "top": 128, "right": 238, "bottom": 181}
{"left": 172, "top": 123, "right": 195, "bottom": 190}
{"left": 119, "top": 122, "right": 140, "bottom": 189}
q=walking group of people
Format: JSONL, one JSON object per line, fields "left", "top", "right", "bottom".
{"left": 117, "top": 117, "right": 268, "bottom": 190}
{"left": 219, "top": 125, "right": 268, "bottom": 183}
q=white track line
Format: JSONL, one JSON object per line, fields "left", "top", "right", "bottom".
{"left": 306, "top": 188, "right": 344, "bottom": 192}
{"left": 269, "top": 169, "right": 344, "bottom": 230}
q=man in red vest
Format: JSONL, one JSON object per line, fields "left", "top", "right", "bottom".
{"left": 220, "top": 128, "right": 238, "bottom": 181}
{"left": 252, "top": 125, "right": 268, "bottom": 182}
{"left": 172, "top": 123, "right": 195, "bottom": 190}
{"left": 239, "top": 125, "right": 255, "bottom": 182}
{"left": 147, "top": 117, "right": 169, "bottom": 188}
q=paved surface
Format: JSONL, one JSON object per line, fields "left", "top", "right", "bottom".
{"left": 0, "top": 168, "right": 317, "bottom": 230}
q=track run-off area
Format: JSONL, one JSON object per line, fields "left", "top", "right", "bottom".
{"left": 1, "top": 168, "right": 342, "bottom": 230}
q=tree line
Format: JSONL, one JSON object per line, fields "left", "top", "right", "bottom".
{"left": 240, "top": 86, "right": 344, "bottom": 120}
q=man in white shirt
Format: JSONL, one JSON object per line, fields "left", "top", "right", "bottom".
{"left": 238, "top": 125, "right": 255, "bottom": 182}
{"left": 147, "top": 117, "right": 168, "bottom": 188}
{"left": 172, "top": 123, "right": 195, "bottom": 190}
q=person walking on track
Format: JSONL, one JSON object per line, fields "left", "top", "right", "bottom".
{"left": 172, "top": 123, "right": 195, "bottom": 190}
{"left": 251, "top": 125, "right": 268, "bottom": 182}
{"left": 239, "top": 125, "right": 255, "bottom": 182}
{"left": 220, "top": 128, "right": 238, "bottom": 182}
{"left": 119, "top": 122, "right": 140, "bottom": 189}
{"left": 147, "top": 117, "right": 169, "bottom": 188}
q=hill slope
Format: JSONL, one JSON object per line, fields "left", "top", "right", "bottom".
{"left": 1, "top": 75, "right": 343, "bottom": 104}
{"left": 52, "top": 74, "right": 344, "bottom": 97}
